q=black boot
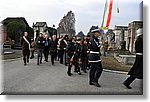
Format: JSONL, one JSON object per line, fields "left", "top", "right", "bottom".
{"left": 123, "top": 82, "right": 132, "bottom": 89}
{"left": 67, "top": 72, "right": 73, "bottom": 76}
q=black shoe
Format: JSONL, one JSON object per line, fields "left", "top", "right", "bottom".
{"left": 74, "top": 70, "right": 78, "bottom": 73}
{"left": 27, "top": 60, "right": 29, "bottom": 63}
{"left": 77, "top": 72, "right": 81, "bottom": 75}
{"left": 123, "top": 82, "right": 132, "bottom": 89}
{"left": 52, "top": 62, "right": 54, "bottom": 65}
{"left": 67, "top": 72, "right": 73, "bottom": 76}
{"left": 40, "top": 62, "right": 42, "bottom": 64}
{"left": 89, "top": 82, "right": 101, "bottom": 87}
{"left": 37, "top": 63, "right": 39, "bottom": 65}
{"left": 83, "top": 70, "right": 87, "bottom": 73}
{"left": 24, "top": 63, "right": 27, "bottom": 66}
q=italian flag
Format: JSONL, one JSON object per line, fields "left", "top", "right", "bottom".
{"left": 101, "top": 0, "right": 113, "bottom": 30}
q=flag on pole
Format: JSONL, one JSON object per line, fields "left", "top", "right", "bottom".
{"left": 101, "top": 0, "right": 113, "bottom": 30}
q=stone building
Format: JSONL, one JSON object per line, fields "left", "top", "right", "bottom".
{"left": 32, "top": 22, "right": 48, "bottom": 39}
{"left": 127, "top": 21, "right": 143, "bottom": 52}
{"left": 114, "top": 25, "right": 128, "bottom": 50}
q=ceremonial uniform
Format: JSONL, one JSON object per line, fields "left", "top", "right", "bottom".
{"left": 88, "top": 26, "right": 103, "bottom": 87}
{"left": 67, "top": 39, "right": 82, "bottom": 76}
{"left": 123, "top": 28, "right": 143, "bottom": 89}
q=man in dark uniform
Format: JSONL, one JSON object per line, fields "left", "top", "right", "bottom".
{"left": 67, "top": 38, "right": 82, "bottom": 76}
{"left": 36, "top": 33, "right": 45, "bottom": 65}
{"left": 88, "top": 26, "right": 103, "bottom": 87}
{"left": 21, "top": 32, "right": 31, "bottom": 66}
{"left": 123, "top": 28, "right": 143, "bottom": 89}
{"left": 86, "top": 35, "right": 91, "bottom": 70}
{"left": 66, "top": 38, "right": 76, "bottom": 76}
{"left": 81, "top": 39, "right": 88, "bottom": 73}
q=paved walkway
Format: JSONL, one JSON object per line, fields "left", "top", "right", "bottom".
{"left": 1, "top": 57, "right": 142, "bottom": 95}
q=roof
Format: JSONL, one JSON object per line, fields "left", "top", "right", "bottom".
{"left": 33, "top": 22, "right": 47, "bottom": 27}
{"left": 114, "top": 25, "right": 128, "bottom": 30}
{"left": 1, "top": 17, "right": 29, "bottom": 27}
{"left": 77, "top": 31, "right": 85, "bottom": 37}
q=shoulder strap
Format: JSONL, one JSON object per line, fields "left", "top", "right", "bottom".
{"left": 23, "top": 36, "right": 31, "bottom": 50}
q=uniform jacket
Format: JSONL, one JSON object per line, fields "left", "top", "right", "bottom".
{"left": 67, "top": 42, "right": 76, "bottom": 58}
{"left": 88, "top": 35, "right": 101, "bottom": 63}
{"left": 128, "top": 36, "right": 143, "bottom": 79}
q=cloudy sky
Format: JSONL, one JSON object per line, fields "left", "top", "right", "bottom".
{"left": 0, "top": 0, "right": 142, "bottom": 34}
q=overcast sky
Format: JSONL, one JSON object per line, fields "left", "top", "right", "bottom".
{"left": 0, "top": 0, "right": 142, "bottom": 34}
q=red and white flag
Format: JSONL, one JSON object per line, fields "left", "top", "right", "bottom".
{"left": 101, "top": 0, "right": 113, "bottom": 30}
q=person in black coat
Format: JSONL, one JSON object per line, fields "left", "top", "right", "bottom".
{"left": 67, "top": 38, "right": 82, "bottom": 76}
{"left": 59, "top": 35, "right": 67, "bottom": 64}
{"left": 66, "top": 38, "right": 76, "bottom": 76}
{"left": 88, "top": 26, "right": 103, "bottom": 87}
{"left": 81, "top": 39, "right": 88, "bottom": 73}
{"left": 123, "top": 28, "right": 143, "bottom": 89}
{"left": 50, "top": 35, "right": 57, "bottom": 65}
{"left": 36, "top": 33, "right": 45, "bottom": 65}
{"left": 21, "top": 32, "right": 31, "bottom": 66}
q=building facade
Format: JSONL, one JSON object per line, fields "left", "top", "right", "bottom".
{"left": 32, "top": 22, "right": 48, "bottom": 39}
{"left": 127, "top": 21, "right": 143, "bottom": 52}
{"left": 114, "top": 25, "right": 128, "bottom": 50}
{"left": 1, "top": 17, "right": 29, "bottom": 47}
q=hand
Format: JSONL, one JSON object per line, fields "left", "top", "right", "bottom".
{"left": 70, "top": 58, "right": 73, "bottom": 62}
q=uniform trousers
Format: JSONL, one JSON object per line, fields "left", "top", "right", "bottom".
{"left": 89, "top": 62, "right": 103, "bottom": 83}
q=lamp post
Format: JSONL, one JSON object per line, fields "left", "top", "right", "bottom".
{"left": 52, "top": 25, "right": 56, "bottom": 38}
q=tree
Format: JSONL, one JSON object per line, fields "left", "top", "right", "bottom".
{"left": 26, "top": 26, "right": 34, "bottom": 38}
{"left": 58, "top": 11, "right": 76, "bottom": 37}
{"left": 7, "top": 21, "right": 26, "bottom": 43}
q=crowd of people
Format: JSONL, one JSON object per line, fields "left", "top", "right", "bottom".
{"left": 20, "top": 26, "right": 143, "bottom": 89}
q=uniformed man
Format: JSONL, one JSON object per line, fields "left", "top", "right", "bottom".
{"left": 67, "top": 38, "right": 82, "bottom": 76}
{"left": 66, "top": 38, "right": 76, "bottom": 76}
{"left": 123, "top": 28, "right": 143, "bottom": 89}
{"left": 88, "top": 26, "right": 103, "bottom": 87}
{"left": 21, "top": 32, "right": 31, "bottom": 66}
